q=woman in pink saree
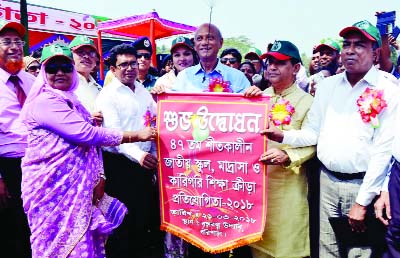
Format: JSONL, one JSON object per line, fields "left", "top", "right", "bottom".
{"left": 20, "top": 44, "right": 157, "bottom": 258}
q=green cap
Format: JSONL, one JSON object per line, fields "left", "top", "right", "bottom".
{"left": 339, "top": 20, "right": 382, "bottom": 47}
{"left": 0, "top": 19, "right": 25, "bottom": 37}
{"left": 40, "top": 44, "right": 73, "bottom": 64}
{"left": 315, "top": 38, "right": 341, "bottom": 52}
{"left": 69, "top": 35, "right": 97, "bottom": 52}
{"left": 260, "top": 40, "right": 301, "bottom": 62}
{"left": 244, "top": 47, "right": 262, "bottom": 59}
{"left": 170, "top": 36, "right": 194, "bottom": 53}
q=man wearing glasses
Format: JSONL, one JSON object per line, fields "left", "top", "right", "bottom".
{"left": 133, "top": 36, "right": 159, "bottom": 91}
{"left": 69, "top": 36, "right": 103, "bottom": 120}
{"left": 96, "top": 43, "right": 162, "bottom": 258}
{"left": 0, "top": 19, "right": 34, "bottom": 258}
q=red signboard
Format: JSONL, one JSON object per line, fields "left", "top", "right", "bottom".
{"left": 157, "top": 92, "right": 269, "bottom": 253}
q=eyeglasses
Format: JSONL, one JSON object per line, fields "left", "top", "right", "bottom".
{"left": 116, "top": 61, "right": 138, "bottom": 69}
{"left": 136, "top": 53, "right": 151, "bottom": 60}
{"left": 74, "top": 49, "right": 97, "bottom": 58}
{"left": 45, "top": 63, "right": 74, "bottom": 74}
{"left": 0, "top": 40, "right": 25, "bottom": 47}
{"left": 27, "top": 65, "right": 41, "bottom": 72}
{"left": 221, "top": 57, "right": 237, "bottom": 64}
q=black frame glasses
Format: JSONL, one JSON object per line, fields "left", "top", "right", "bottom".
{"left": 221, "top": 57, "right": 238, "bottom": 64}
{"left": 136, "top": 53, "right": 151, "bottom": 60}
{"left": 116, "top": 61, "right": 138, "bottom": 69}
{"left": 45, "top": 63, "right": 74, "bottom": 74}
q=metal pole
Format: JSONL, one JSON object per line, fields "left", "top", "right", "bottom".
{"left": 20, "top": 0, "right": 29, "bottom": 56}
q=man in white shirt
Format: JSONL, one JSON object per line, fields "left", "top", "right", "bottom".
{"left": 264, "top": 20, "right": 400, "bottom": 257}
{"left": 96, "top": 43, "right": 161, "bottom": 258}
{"left": 69, "top": 35, "right": 102, "bottom": 115}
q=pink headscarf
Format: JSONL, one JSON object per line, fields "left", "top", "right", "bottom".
{"left": 20, "top": 57, "right": 89, "bottom": 126}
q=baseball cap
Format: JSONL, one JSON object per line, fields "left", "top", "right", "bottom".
{"left": 315, "top": 38, "right": 341, "bottom": 52}
{"left": 260, "top": 40, "right": 301, "bottom": 62}
{"left": 133, "top": 36, "right": 152, "bottom": 54}
{"left": 244, "top": 47, "right": 262, "bottom": 60}
{"left": 339, "top": 20, "right": 382, "bottom": 47}
{"left": 23, "top": 56, "right": 38, "bottom": 68}
{"left": 0, "top": 19, "right": 25, "bottom": 37}
{"left": 69, "top": 35, "right": 98, "bottom": 52}
{"left": 170, "top": 36, "right": 194, "bottom": 53}
{"left": 40, "top": 44, "right": 73, "bottom": 64}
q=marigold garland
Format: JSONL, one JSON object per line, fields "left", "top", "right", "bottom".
{"left": 356, "top": 87, "right": 387, "bottom": 128}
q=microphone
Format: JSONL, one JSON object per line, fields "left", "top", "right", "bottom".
{"left": 202, "top": 75, "right": 206, "bottom": 83}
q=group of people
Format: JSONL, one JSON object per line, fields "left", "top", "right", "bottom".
{"left": 1, "top": 13, "right": 400, "bottom": 258}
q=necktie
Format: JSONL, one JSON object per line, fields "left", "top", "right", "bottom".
{"left": 9, "top": 75, "right": 26, "bottom": 107}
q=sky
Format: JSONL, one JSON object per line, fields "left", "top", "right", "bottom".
{"left": 26, "top": 0, "right": 400, "bottom": 55}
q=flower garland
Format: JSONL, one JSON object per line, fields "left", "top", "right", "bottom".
{"left": 208, "top": 77, "right": 232, "bottom": 93}
{"left": 143, "top": 108, "right": 156, "bottom": 127}
{"left": 356, "top": 87, "right": 387, "bottom": 128}
{"left": 269, "top": 98, "right": 295, "bottom": 127}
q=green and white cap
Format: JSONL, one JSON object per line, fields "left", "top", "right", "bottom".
{"left": 40, "top": 44, "right": 73, "bottom": 64}
{"left": 339, "top": 20, "right": 382, "bottom": 47}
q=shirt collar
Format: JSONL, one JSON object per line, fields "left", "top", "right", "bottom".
{"left": 194, "top": 59, "right": 224, "bottom": 76}
{"left": 0, "top": 67, "right": 23, "bottom": 84}
{"left": 266, "top": 83, "right": 297, "bottom": 98}
{"left": 341, "top": 65, "right": 379, "bottom": 88}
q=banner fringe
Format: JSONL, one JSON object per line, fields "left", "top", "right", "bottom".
{"left": 160, "top": 225, "right": 262, "bottom": 254}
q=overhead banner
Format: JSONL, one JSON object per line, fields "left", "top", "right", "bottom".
{"left": 157, "top": 93, "right": 269, "bottom": 253}
{"left": 0, "top": 0, "right": 99, "bottom": 36}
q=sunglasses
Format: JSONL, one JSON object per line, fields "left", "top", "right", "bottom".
{"left": 45, "top": 63, "right": 74, "bottom": 74}
{"left": 27, "top": 65, "right": 41, "bottom": 72}
{"left": 137, "top": 53, "right": 151, "bottom": 60}
{"left": 221, "top": 57, "right": 237, "bottom": 64}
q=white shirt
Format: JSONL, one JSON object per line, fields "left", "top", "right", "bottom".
{"left": 96, "top": 77, "right": 157, "bottom": 163}
{"left": 74, "top": 74, "right": 102, "bottom": 114}
{"left": 283, "top": 66, "right": 400, "bottom": 206}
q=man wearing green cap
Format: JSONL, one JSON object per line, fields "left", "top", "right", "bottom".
{"left": 248, "top": 40, "right": 315, "bottom": 258}
{"left": 308, "top": 39, "right": 341, "bottom": 95}
{"left": 263, "top": 20, "right": 400, "bottom": 258}
{"left": 315, "top": 38, "right": 341, "bottom": 74}
{"left": 0, "top": 19, "right": 34, "bottom": 258}
{"left": 244, "top": 47, "right": 264, "bottom": 88}
{"left": 69, "top": 35, "right": 102, "bottom": 117}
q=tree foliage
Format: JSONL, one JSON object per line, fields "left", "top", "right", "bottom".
{"left": 220, "top": 36, "right": 254, "bottom": 57}
{"left": 301, "top": 52, "right": 311, "bottom": 76}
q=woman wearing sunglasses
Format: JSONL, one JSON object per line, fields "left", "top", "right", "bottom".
{"left": 19, "top": 44, "right": 157, "bottom": 258}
